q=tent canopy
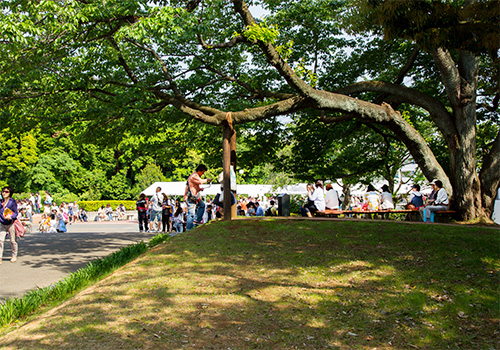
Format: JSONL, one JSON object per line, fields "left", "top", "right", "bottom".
{"left": 142, "top": 181, "right": 416, "bottom": 198}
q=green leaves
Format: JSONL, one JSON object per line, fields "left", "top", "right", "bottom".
{"left": 241, "top": 20, "right": 279, "bottom": 43}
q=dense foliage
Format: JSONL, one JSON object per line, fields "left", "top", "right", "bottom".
{"left": 0, "top": 0, "right": 498, "bottom": 220}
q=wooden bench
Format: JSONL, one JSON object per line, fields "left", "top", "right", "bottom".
{"left": 315, "top": 209, "right": 456, "bottom": 222}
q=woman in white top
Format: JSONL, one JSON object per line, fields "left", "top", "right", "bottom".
{"left": 364, "top": 184, "right": 380, "bottom": 210}
{"left": 303, "top": 180, "right": 326, "bottom": 217}
{"left": 325, "top": 184, "right": 340, "bottom": 210}
{"left": 422, "top": 180, "right": 449, "bottom": 222}
{"left": 380, "top": 185, "right": 394, "bottom": 209}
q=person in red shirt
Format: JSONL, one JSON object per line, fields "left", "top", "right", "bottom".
{"left": 184, "top": 165, "right": 212, "bottom": 230}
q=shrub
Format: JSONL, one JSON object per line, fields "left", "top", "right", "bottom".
{"left": 77, "top": 200, "right": 137, "bottom": 211}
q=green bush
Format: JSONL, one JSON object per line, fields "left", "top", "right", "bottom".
{"left": 77, "top": 200, "right": 137, "bottom": 211}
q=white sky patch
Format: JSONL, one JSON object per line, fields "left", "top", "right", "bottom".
{"left": 248, "top": 5, "right": 269, "bottom": 19}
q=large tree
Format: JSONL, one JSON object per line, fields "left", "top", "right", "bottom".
{"left": 0, "top": 0, "right": 498, "bottom": 221}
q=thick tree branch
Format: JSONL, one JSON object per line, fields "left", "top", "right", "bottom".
{"left": 186, "top": 0, "right": 202, "bottom": 12}
{"left": 336, "top": 81, "right": 458, "bottom": 142}
{"left": 109, "top": 39, "right": 139, "bottom": 84}
{"left": 322, "top": 46, "right": 420, "bottom": 125}
{"left": 394, "top": 44, "right": 420, "bottom": 85}
{"left": 310, "top": 89, "right": 452, "bottom": 194}
{"left": 431, "top": 47, "right": 461, "bottom": 108}
{"left": 172, "top": 95, "right": 311, "bottom": 126}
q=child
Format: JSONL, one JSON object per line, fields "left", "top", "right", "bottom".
{"left": 48, "top": 214, "right": 58, "bottom": 233}
{"left": 39, "top": 214, "right": 49, "bottom": 233}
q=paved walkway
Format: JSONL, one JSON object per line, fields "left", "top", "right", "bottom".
{"left": 0, "top": 221, "right": 156, "bottom": 302}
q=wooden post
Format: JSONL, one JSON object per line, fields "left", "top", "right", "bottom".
{"left": 230, "top": 129, "right": 237, "bottom": 218}
{"left": 222, "top": 113, "right": 235, "bottom": 221}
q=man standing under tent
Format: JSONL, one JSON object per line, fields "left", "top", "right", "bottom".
{"left": 184, "top": 165, "right": 212, "bottom": 230}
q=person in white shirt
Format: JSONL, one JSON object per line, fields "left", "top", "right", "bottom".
{"left": 29, "top": 193, "right": 35, "bottom": 213}
{"left": 35, "top": 192, "right": 42, "bottom": 214}
{"left": 380, "top": 185, "right": 394, "bottom": 209}
{"left": 422, "top": 180, "right": 449, "bottom": 222}
{"left": 302, "top": 180, "right": 326, "bottom": 217}
{"left": 325, "top": 184, "right": 340, "bottom": 210}
{"left": 149, "top": 187, "right": 164, "bottom": 232}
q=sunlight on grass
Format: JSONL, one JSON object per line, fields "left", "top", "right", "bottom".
{"left": 0, "top": 220, "right": 498, "bottom": 350}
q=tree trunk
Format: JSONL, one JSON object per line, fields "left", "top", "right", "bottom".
{"left": 341, "top": 184, "right": 351, "bottom": 210}
{"left": 445, "top": 50, "right": 483, "bottom": 221}
{"left": 479, "top": 131, "right": 500, "bottom": 218}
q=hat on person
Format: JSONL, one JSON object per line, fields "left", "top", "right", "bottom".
{"left": 429, "top": 179, "right": 438, "bottom": 185}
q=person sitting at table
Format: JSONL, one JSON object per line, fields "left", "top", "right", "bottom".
{"left": 246, "top": 202, "right": 256, "bottom": 216}
{"left": 325, "top": 184, "right": 340, "bottom": 210}
{"left": 420, "top": 180, "right": 449, "bottom": 222}
{"left": 364, "top": 184, "right": 380, "bottom": 211}
{"left": 302, "top": 180, "right": 326, "bottom": 217}
{"left": 406, "top": 184, "right": 424, "bottom": 210}
{"left": 380, "top": 185, "right": 394, "bottom": 210}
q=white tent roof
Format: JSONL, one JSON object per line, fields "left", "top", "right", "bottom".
{"left": 142, "top": 180, "right": 416, "bottom": 198}
{"left": 142, "top": 182, "right": 221, "bottom": 197}
{"left": 142, "top": 182, "right": 312, "bottom": 197}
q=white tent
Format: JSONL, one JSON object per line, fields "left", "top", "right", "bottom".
{"left": 142, "top": 182, "right": 311, "bottom": 198}
{"left": 142, "top": 182, "right": 219, "bottom": 197}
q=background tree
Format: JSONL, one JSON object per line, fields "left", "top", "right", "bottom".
{"left": 0, "top": 0, "right": 497, "bottom": 220}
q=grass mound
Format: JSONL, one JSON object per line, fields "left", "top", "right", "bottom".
{"left": 0, "top": 219, "right": 498, "bottom": 349}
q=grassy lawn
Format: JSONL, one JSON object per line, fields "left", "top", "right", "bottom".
{"left": 0, "top": 219, "right": 498, "bottom": 349}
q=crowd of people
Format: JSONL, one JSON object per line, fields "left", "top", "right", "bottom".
{"left": 0, "top": 168, "right": 450, "bottom": 264}
{"left": 134, "top": 164, "right": 281, "bottom": 234}
{"left": 299, "top": 179, "right": 449, "bottom": 222}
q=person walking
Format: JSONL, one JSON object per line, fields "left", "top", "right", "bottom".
{"left": 136, "top": 193, "right": 149, "bottom": 232}
{"left": 149, "top": 187, "right": 163, "bottom": 232}
{"left": 0, "top": 186, "right": 19, "bottom": 264}
{"left": 35, "top": 192, "right": 41, "bottom": 214}
{"left": 161, "top": 193, "right": 173, "bottom": 233}
{"left": 184, "top": 164, "right": 212, "bottom": 230}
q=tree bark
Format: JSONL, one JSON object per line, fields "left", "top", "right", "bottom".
{"left": 432, "top": 48, "right": 483, "bottom": 221}
{"left": 480, "top": 131, "right": 500, "bottom": 218}
{"left": 222, "top": 113, "right": 235, "bottom": 221}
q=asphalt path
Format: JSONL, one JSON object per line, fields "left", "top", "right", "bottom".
{"left": 0, "top": 221, "right": 157, "bottom": 302}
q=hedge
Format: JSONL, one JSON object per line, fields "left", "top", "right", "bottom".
{"left": 77, "top": 200, "right": 137, "bottom": 212}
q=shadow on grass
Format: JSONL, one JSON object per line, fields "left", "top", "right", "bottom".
{"left": 1, "top": 220, "right": 498, "bottom": 349}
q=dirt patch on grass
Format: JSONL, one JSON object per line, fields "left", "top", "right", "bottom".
{"left": 0, "top": 219, "right": 498, "bottom": 349}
